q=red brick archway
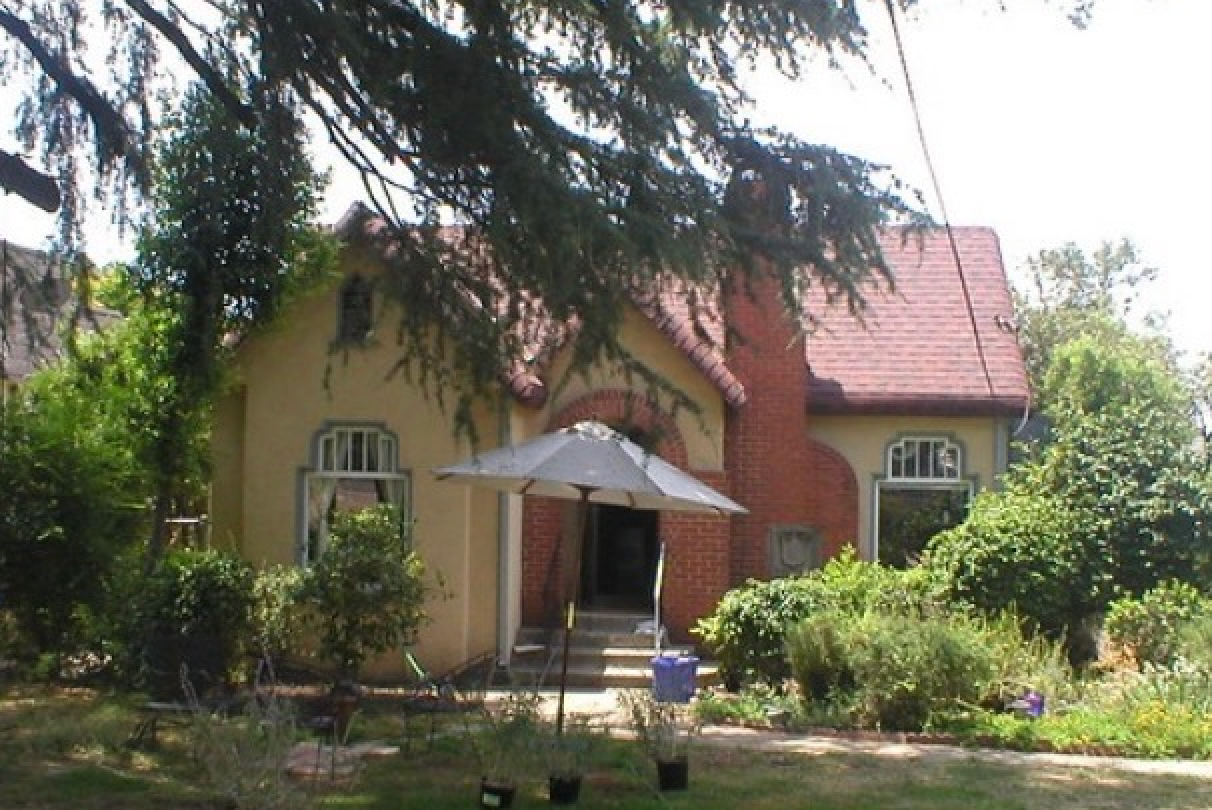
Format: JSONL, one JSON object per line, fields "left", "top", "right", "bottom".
{"left": 805, "top": 439, "right": 860, "bottom": 559}
{"left": 519, "top": 391, "right": 732, "bottom": 640}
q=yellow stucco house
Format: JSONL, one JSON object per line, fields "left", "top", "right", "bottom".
{"left": 209, "top": 206, "right": 1029, "bottom": 677}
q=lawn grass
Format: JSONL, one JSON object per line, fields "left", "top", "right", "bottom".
{"left": 3, "top": 686, "right": 1212, "bottom": 810}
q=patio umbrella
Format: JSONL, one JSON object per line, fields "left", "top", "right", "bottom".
{"left": 434, "top": 420, "right": 746, "bottom": 732}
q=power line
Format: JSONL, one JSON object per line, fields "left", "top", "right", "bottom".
{"left": 883, "top": 0, "right": 996, "bottom": 399}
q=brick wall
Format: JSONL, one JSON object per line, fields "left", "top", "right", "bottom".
{"left": 805, "top": 439, "right": 860, "bottom": 558}
{"left": 723, "top": 263, "right": 820, "bottom": 585}
{"left": 518, "top": 390, "right": 732, "bottom": 639}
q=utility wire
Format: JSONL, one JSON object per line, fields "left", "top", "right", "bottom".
{"left": 883, "top": 0, "right": 996, "bottom": 399}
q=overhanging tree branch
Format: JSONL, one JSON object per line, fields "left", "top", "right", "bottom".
{"left": 0, "top": 149, "right": 61, "bottom": 212}
{"left": 121, "top": 0, "right": 256, "bottom": 129}
{"left": 0, "top": 8, "right": 137, "bottom": 170}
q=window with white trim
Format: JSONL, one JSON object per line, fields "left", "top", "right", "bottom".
{"left": 302, "top": 425, "right": 410, "bottom": 566}
{"left": 876, "top": 436, "right": 971, "bottom": 569}
{"left": 887, "top": 437, "right": 962, "bottom": 481}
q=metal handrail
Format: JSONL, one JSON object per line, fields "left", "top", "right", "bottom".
{"left": 652, "top": 541, "right": 667, "bottom": 657}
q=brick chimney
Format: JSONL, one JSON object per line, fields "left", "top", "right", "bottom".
{"left": 722, "top": 174, "right": 817, "bottom": 584}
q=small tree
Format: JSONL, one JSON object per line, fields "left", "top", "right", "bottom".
{"left": 299, "top": 505, "right": 431, "bottom": 687}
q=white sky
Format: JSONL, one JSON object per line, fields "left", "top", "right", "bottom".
{"left": 3, "top": 0, "right": 1209, "bottom": 359}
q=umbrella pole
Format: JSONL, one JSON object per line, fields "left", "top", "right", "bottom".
{"left": 555, "top": 488, "right": 591, "bottom": 736}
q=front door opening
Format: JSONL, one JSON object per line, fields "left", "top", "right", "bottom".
{"left": 581, "top": 504, "right": 659, "bottom": 610}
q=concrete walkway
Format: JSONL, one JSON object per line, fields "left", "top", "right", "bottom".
{"left": 524, "top": 687, "right": 1212, "bottom": 780}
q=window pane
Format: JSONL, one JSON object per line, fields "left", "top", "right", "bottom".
{"left": 350, "top": 430, "right": 365, "bottom": 472}
{"left": 917, "top": 441, "right": 932, "bottom": 478}
{"left": 890, "top": 445, "right": 904, "bottom": 478}
{"left": 367, "top": 432, "right": 379, "bottom": 472}
{"left": 878, "top": 486, "right": 970, "bottom": 568}
{"left": 321, "top": 436, "right": 334, "bottom": 471}
{"left": 336, "top": 430, "right": 350, "bottom": 471}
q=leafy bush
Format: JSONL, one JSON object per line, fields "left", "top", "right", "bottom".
{"left": 138, "top": 549, "right": 255, "bottom": 695}
{"left": 248, "top": 565, "right": 306, "bottom": 662}
{"left": 975, "top": 611, "right": 1074, "bottom": 707}
{"left": 1177, "top": 614, "right": 1212, "bottom": 672}
{"left": 1105, "top": 581, "right": 1209, "bottom": 668}
{"left": 299, "top": 505, "right": 432, "bottom": 684}
{"left": 784, "top": 612, "right": 853, "bottom": 702}
{"left": 0, "top": 393, "right": 146, "bottom": 660}
{"left": 693, "top": 549, "right": 937, "bottom": 687}
{"left": 842, "top": 613, "right": 996, "bottom": 731}
{"left": 924, "top": 491, "right": 1086, "bottom": 639}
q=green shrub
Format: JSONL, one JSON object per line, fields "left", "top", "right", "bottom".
{"left": 975, "top": 611, "right": 1074, "bottom": 707}
{"left": 692, "top": 576, "right": 819, "bottom": 687}
{"left": 924, "top": 491, "right": 1087, "bottom": 639}
{"left": 844, "top": 613, "right": 996, "bottom": 731}
{"left": 137, "top": 549, "right": 255, "bottom": 695}
{"left": 247, "top": 565, "right": 306, "bottom": 663}
{"left": 1105, "top": 581, "right": 1209, "bottom": 668}
{"left": 0, "top": 394, "right": 146, "bottom": 660}
{"left": 694, "top": 549, "right": 937, "bottom": 687}
{"left": 1177, "top": 614, "right": 1212, "bottom": 671}
{"left": 785, "top": 612, "right": 853, "bottom": 702}
{"left": 299, "top": 505, "right": 432, "bottom": 684}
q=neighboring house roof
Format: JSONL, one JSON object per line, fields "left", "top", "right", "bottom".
{"left": 805, "top": 227, "right": 1030, "bottom": 416}
{"left": 336, "top": 206, "right": 1028, "bottom": 418}
{"left": 0, "top": 239, "right": 119, "bottom": 382}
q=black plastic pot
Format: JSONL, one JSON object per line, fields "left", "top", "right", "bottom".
{"left": 479, "top": 778, "right": 517, "bottom": 808}
{"left": 656, "top": 758, "right": 689, "bottom": 791}
{"left": 548, "top": 774, "right": 582, "bottom": 804}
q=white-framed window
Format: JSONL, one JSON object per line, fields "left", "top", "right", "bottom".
{"left": 301, "top": 424, "right": 410, "bottom": 566}
{"left": 875, "top": 436, "right": 971, "bottom": 569}
{"left": 887, "top": 437, "right": 962, "bottom": 481}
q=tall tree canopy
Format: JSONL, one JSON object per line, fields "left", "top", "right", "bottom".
{"left": 0, "top": 0, "right": 1089, "bottom": 405}
{"left": 1011, "top": 239, "right": 1171, "bottom": 410}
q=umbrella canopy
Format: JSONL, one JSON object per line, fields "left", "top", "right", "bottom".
{"left": 433, "top": 420, "right": 747, "bottom": 515}
{"left": 435, "top": 420, "right": 745, "bottom": 732}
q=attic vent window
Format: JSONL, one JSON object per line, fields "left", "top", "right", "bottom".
{"left": 337, "top": 276, "right": 374, "bottom": 344}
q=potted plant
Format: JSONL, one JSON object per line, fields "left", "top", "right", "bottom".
{"left": 476, "top": 691, "right": 542, "bottom": 808}
{"left": 618, "top": 689, "right": 699, "bottom": 791}
{"left": 298, "top": 504, "right": 433, "bottom": 733}
{"left": 543, "top": 716, "right": 598, "bottom": 805}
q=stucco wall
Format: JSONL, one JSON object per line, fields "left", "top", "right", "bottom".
{"left": 539, "top": 306, "right": 727, "bottom": 471}
{"left": 807, "top": 414, "right": 1005, "bottom": 559}
{"left": 214, "top": 250, "right": 502, "bottom": 674}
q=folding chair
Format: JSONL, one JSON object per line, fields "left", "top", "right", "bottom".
{"left": 399, "top": 651, "right": 496, "bottom": 751}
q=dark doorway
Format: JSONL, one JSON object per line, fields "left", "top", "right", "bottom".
{"left": 581, "top": 504, "right": 660, "bottom": 610}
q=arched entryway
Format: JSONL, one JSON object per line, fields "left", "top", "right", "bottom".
{"left": 581, "top": 503, "right": 660, "bottom": 610}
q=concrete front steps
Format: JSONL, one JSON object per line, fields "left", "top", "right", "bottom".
{"left": 509, "top": 608, "right": 718, "bottom": 690}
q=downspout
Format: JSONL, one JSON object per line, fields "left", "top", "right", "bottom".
{"left": 495, "top": 387, "right": 513, "bottom": 666}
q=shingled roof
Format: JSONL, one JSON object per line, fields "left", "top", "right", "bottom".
{"left": 804, "top": 226, "right": 1029, "bottom": 416}
{"left": 336, "top": 207, "right": 1027, "bottom": 417}
{"left": 1, "top": 239, "right": 119, "bottom": 382}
